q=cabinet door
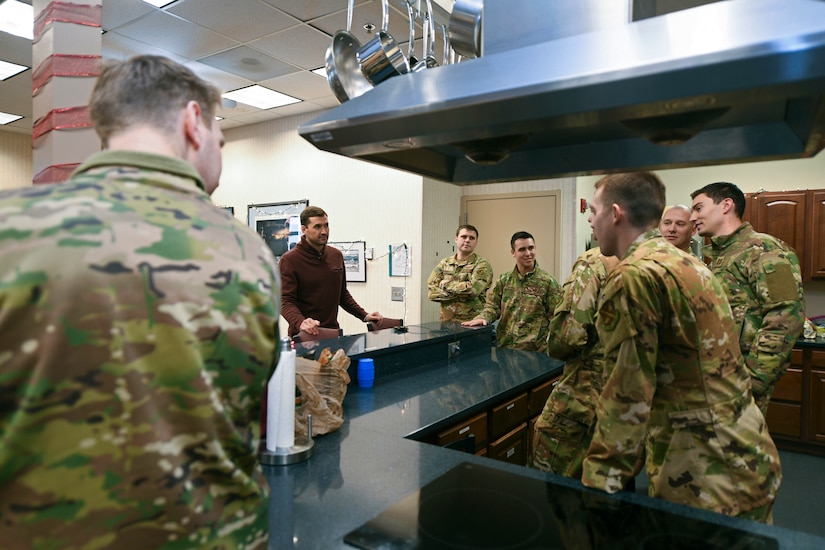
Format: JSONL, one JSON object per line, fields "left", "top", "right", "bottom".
{"left": 806, "top": 190, "right": 825, "bottom": 280}
{"left": 807, "top": 351, "right": 825, "bottom": 444}
{"left": 750, "top": 191, "right": 807, "bottom": 266}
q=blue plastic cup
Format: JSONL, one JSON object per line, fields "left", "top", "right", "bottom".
{"left": 357, "top": 358, "right": 375, "bottom": 388}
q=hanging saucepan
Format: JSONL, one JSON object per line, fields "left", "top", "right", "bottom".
{"left": 412, "top": 0, "right": 438, "bottom": 72}
{"left": 406, "top": 0, "right": 419, "bottom": 68}
{"left": 357, "top": 0, "right": 409, "bottom": 86}
{"left": 325, "top": 0, "right": 372, "bottom": 103}
{"left": 448, "top": 0, "right": 482, "bottom": 59}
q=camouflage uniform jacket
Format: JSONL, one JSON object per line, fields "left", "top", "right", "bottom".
{"left": 0, "top": 151, "right": 280, "bottom": 549}
{"left": 702, "top": 222, "right": 804, "bottom": 411}
{"left": 532, "top": 248, "right": 614, "bottom": 477}
{"left": 479, "top": 263, "right": 561, "bottom": 352}
{"left": 582, "top": 230, "right": 781, "bottom": 517}
{"left": 427, "top": 252, "right": 493, "bottom": 322}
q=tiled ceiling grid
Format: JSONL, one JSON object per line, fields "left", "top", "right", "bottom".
{"left": 0, "top": 0, "right": 452, "bottom": 135}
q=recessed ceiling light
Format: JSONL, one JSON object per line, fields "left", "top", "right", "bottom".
{"left": 215, "top": 116, "right": 224, "bottom": 121}
{"left": 141, "top": 0, "right": 176, "bottom": 7}
{"left": 222, "top": 85, "right": 301, "bottom": 110}
{"left": 0, "top": 112, "right": 23, "bottom": 125}
{"left": 0, "top": 0, "right": 34, "bottom": 40}
{"left": 0, "top": 59, "right": 28, "bottom": 80}
{"left": 311, "top": 67, "right": 327, "bottom": 78}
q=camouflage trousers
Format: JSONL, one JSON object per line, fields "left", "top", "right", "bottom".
{"left": 530, "top": 362, "right": 600, "bottom": 478}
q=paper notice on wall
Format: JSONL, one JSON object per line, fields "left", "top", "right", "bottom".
{"left": 390, "top": 243, "right": 411, "bottom": 277}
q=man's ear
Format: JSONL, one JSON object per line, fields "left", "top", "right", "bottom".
{"left": 611, "top": 202, "right": 623, "bottom": 225}
{"left": 182, "top": 100, "right": 203, "bottom": 149}
{"left": 721, "top": 197, "right": 734, "bottom": 215}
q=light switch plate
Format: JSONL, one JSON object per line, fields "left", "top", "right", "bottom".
{"left": 391, "top": 287, "right": 404, "bottom": 301}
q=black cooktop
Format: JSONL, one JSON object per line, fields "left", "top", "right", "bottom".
{"left": 344, "top": 462, "right": 778, "bottom": 549}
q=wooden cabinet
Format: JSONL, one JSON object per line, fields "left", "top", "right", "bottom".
{"left": 767, "top": 348, "right": 825, "bottom": 456}
{"left": 806, "top": 190, "right": 825, "bottom": 279}
{"left": 423, "top": 373, "right": 561, "bottom": 464}
{"left": 746, "top": 189, "right": 825, "bottom": 281}
{"left": 435, "top": 411, "right": 488, "bottom": 453}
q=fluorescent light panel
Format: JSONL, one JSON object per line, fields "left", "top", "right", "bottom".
{"left": 0, "top": 112, "right": 23, "bottom": 125}
{"left": 222, "top": 85, "right": 301, "bottom": 110}
{"left": 0, "top": 59, "right": 27, "bottom": 80}
{"left": 311, "top": 67, "right": 327, "bottom": 77}
{"left": 141, "top": 0, "right": 176, "bottom": 7}
{"left": 0, "top": 0, "right": 34, "bottom": 40}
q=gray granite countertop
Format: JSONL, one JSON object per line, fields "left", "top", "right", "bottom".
{"left": 262, "top": 341, "right": 825, "bottom": 549}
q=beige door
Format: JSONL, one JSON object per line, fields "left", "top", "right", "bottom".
{"left": 461, "top": 191, "right": 561, "bottom": 280}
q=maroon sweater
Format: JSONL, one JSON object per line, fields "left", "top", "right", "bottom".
{"left": 279, "top": 237, "right": 368, "bottom": 336}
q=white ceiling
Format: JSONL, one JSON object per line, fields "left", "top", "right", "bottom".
{"left": 0, "top": 0, "right": 452, "bottom": 136}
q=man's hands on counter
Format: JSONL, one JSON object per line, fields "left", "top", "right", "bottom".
{"left": 462, "top": 318, "right": 488, "bottom": 327}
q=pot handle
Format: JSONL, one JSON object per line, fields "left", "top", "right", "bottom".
{"left": 346, "top": 0, "right": 353, "bottom": 32}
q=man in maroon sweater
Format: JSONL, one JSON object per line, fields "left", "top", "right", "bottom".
{"left": 279, "top": 206, "right": 382, "bottom": 337}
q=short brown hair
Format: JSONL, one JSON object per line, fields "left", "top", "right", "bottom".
{"left": 300, "top": 206, "right": 328, "bottom": 227}
{"left": 456, "top": 224, "right": 478, "bottom": 238}
{"left": 89, "top": 55, "right": 222, "bottom": 147}
{"left": 595, "top": 172, "right": 666, "bottom": 229}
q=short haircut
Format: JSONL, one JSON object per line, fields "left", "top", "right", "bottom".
{"left": 595, "top": 172, "right": 666, "bottom": 229}
{"left": 456, "top": 224, "right": 479, "bottom": 238}
{"left": 661, "top": 204, "right": 692, "bottom": 220}
{"left": 300, "top": 205, "right": 328, "bottom": 227}
{"left": 89, "top": 55, "right": 222, "bottom": 148}
{"left": 690, "top": 182, "right": 746, "bottom": 219}
{"left": 510, "top": 231, "right": 534, "bottom": 250}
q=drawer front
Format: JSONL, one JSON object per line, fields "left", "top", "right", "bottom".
{"left": 812, "top": 350, "right": 825, "bottom": 368}
{"left": 489, "top": 393, "right": 529, "bottom": 440}
{"left": 528, "top": 376, "right": 560, "bottom": 417}
{"left": 772, "top": 367, "right": 802, "bottom": 402}
{"left": 791, "top": 348, "right": 804, "bottom": 366}
{"left": 436, "top": 411, "right": 488, "bottom": 450}
{"left": 766, "top": 402, "right": 802, "bottom": 439}
{"left": 488, "top": 422, "right": 528, "bottom": 465}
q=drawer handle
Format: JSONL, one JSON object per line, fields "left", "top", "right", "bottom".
{"left": 506, "top": 447, "right": 516, "bottom": 458}
{"left": 459, "top": 426, "right": 470, "bottom": 435}
{"left": 506, "top": 403, "right": 515, "bottom": 411}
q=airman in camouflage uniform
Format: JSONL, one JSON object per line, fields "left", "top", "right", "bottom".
{"left": 583, "top": 173, "right": 781, "bottom": 523}
{"left": 463, "top": 231, "right": 561, "bottom": 352}
{"left": 427, "top": 225, "right": 493, "bottom": 322}
{"left": 0, "top": 56, "right": 279, "bottom": 548}
{"left": 530, "top": 247, "right": 618, "bottom": 477}
{"left": 691, "top": 182, "right": 805, "bottom": 414}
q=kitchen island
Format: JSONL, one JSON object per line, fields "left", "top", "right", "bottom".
{"left": 263, "top": 325, "right": 825, "bottom": 549}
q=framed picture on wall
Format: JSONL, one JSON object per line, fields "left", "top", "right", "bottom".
{"left": 329, "top": 241, "right": 367, "bottom": 283}
{"left": 248, "top": 200, "right": 308, "bottom": 263}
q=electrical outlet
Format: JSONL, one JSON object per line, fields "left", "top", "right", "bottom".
{"left": 391, "top": 287, "right": 404, "bottom": 302}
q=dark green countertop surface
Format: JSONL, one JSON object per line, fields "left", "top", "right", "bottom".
{"left": 263, "top": 331, "right": 825, "bottom": 549}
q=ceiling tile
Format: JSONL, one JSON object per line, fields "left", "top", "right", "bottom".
{"left": 260, "top": 71, "right": 333, "bottom": 101}
{"left": 183, "top": 61, "right": 254, "bottom": 93}
{"left": 102, "top": 0, "right": 156, "bottom": 30}
{"left": 261, "top": 0, "right": 353, "bottom": 22}
{"left": 103, "top": 31, "right": 190, "bottom": 64}
{"left": 0, "top": 32, "right": 32, "bottom": 66}
{"left": 168, "top": 0, "right": 300, "bottom": 42}
{"left": 199, "top": 46, "right": 300, "bottom": 82}
{"left": 115, "top": 11, "right": 239, "bottom": 59}
{"left": 250, "top": 25, "right": 332, "bottom": 70}
{"left": 311, "top": 0, "right": 413, "bottom": 47}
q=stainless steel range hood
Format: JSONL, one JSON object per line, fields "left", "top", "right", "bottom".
{"left": 299, "top": 0, "right": 825, "bottom": 185}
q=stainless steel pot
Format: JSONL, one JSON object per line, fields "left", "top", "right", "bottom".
{"left": 325, "top": 0, "right": 372, "bottom": 103}
{"left": 412, "top": 0, "right": 438, "bottom": 72}
{"left": 357, "top": 0, "right": 409, "bottom": 85}
{"left": 448, "top": 0, "right": 482, "bottom": 59}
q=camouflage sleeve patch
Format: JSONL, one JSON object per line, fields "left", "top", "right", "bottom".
{"left": 763, "top": 262, "right": 800, "bottom": 303}
{"left": 596, "top": 278, "right": 637, "bottom": 356}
